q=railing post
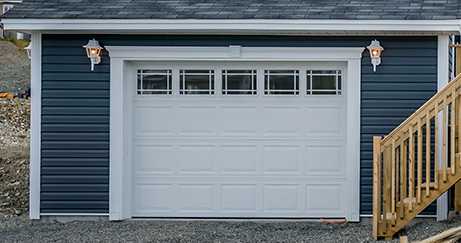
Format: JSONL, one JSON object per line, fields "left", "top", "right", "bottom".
{"left": 454, "top": 90, "right": 461, "bottom": 211}
{"left": 373, "top": 136, "right": 382, "bottom": 240}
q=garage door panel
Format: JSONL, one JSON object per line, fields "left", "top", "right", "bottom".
{"left": 134, "top": 142, "right": 346, "bottom": 176}
{"left": 221, "top": 185, "right": 258, "bottom": 212}
{"left": 305, "top": 184, "right": 344, "bottom": 215}
{"left": 263, "top": 107, "right": 302, "bottom": 135}
{"left": 305, "top": 145, "right": 346, "bottom": 175}
{"left": 178, "top": 145, "right": 216, "bottom": 173}
{"left": 135, "top": 145, "right": 175, "bottom": 174}
{"left": 132, "top": 182, "right": 347, "bottom": 217}
{"left": 221, "top": 146, "right": 258, "bottom": 173}
{"left": 133, "top": 184, "right": 176, "bottom": 214}
{"left": 305, "top": 107, "right": 345, "bottom": 136}
{"left": 178, "top": 184, "right": 216, "bottom": 212}
{"left": 135, "top": 106, "right": 174, "bottom": 136}
{"left": 220, "top": 107, "right": 259, "bottom": 135}
{"left": 263, "top": 146, "right": 302, "bottom": 174}
{"left": 178, "top": 106, "right": 216, "bottom": 135}
{"left": 263, "top": 185, "right": 300, "bottom": 213}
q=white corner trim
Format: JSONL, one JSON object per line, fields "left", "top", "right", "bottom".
{"left": 436, "top": 35, "right": 450, "bottom": 221}
{"left": 107, "top": 45, "right": 363, "bottom": 221}
{"left": 29, "top": 32, "right": 42, "bottom": 220}
{"left": 2, "top": 19, "right": 460, "bottom": 34}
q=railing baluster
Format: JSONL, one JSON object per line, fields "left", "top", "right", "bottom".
{"left": 426, "top": 113, "right": 431, "bottom": 197}
{"left": 383, "top": 145, "right": 392, "bottom": 233}
{"left": 373, "top": 136, "right": 382, "bottom": 240}
{"left": 452, "top": 91, "right": 456, "bottom": 174}
{"left": 392, "top": 139, "right": 396, "bottom": 218}
{"left": 409, "top": 126, "right": 414, "bottom": 212}
{"left": 435, "top": 103, "right": 439, "bottom": 189}
{"left": 443, "top": 100, "right": 448, "bottom": 182}
{"left": 455, "top": 90, "right": 461, "bottom": 166}
{"left": 400, "top": 133, "right": 405, "bottom": 219}
{"left": 417, "top": 120, "right": 423, "bottom": 204}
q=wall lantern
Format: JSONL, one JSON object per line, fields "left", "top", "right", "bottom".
{"left": 24, "top": 41, "right": 32, "bottom": 59}
{"left": 367, "top": 39, "right": 384, "bottom": 72}
{"left": 83, "top": 39, "right": 103, "bottom": 71}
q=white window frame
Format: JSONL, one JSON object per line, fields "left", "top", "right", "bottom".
{"left": 105, "top": 45, "right": 363, "bottom": 221}
{"left": 3, "top": 4, "right": 13, "bottom": 14}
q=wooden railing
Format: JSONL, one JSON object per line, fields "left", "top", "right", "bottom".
{"left": 373, "top": 74, "right": 461, "bottom": 240}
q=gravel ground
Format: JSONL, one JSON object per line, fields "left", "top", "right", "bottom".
{"left": 0, "top": 41, "right": 30, "bottom": 93}
{"left": 0, "top": 98, "right": 30, "bottom": 218}
{"left": 0, "top": 215, "right": 461, "bottom": 242}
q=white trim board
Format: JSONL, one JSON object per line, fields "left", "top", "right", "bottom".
{"left": 436, "top": 35, "right": 450, "bottom": 221}
{"left": 106, "top": 45, "right": 363, "bottom": 221}
{"left": 29, "top": 32, "right": 41, "bottom": 220}
{"left": 2, "top": 19, "right": 460, "bottom": 35}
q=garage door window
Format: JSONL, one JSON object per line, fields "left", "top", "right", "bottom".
{"left": 137, "top": 70, "right": 172, "bottom": 95}
{"left": 222, "top": 70, "right": 257, "bottom": 95}
{"left": 264, "top": 70, "right": 299, "bottom": 95}
{"left": 180, "top": 70, "right": 215, "bottom": 95}
{"left": 307, "top": 70, "right": 342, "bottom": 95}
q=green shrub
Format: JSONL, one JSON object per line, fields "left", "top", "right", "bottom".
{"left": 0, "top": 38, "right": 30, "bottom": 51}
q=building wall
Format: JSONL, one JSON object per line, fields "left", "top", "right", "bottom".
{"left": 41, "top": 34, "right": 438, "bottom": 215}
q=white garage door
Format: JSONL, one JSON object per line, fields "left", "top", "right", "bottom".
{"left": 131, "top": 62, "right": 347, "bottom": 218}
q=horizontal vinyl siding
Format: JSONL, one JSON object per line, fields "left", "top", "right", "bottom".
{"left": 360, "top": 37, "right": 438, "bottom": 215}
{"left": 41, "top": 35, "right": 438, "bottom": 216}
{"left": 41, "top": 36, "right": 110, "bottom": 214}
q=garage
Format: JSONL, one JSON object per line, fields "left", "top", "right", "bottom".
{"left": 131, "top": 61, "right": 348, "bottom": 218}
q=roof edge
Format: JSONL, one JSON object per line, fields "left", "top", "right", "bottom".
{"left": 2, "top": 19, "right": 460, "bottom": 34}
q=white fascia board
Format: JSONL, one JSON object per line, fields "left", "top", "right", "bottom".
{"left": 1, "top": 19, "right": 461, "bottom": 34}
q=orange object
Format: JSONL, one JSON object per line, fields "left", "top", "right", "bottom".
{"left": 320, "top": 218, "right": 347, "bottom": 224}
{"left": 0, "top": 93, "right": 14, "bottom": 99}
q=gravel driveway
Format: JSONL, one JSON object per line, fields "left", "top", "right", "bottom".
{"left": 1, "top": 215, "right": 461, "bottom": 242}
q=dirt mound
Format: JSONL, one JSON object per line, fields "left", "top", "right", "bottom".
{"left": 0, "top": 98, "right": 30, "bottom": 218}
{"left": 0, "top": 41, "right": 30, "bottom": 93}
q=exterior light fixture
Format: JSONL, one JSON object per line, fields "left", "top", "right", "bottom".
{"left": 24, "top": 41, "right": 32, "bottom": 59}
{"left": 367, "top": 39, "right": 384, "bottom": 72}
{"left": 83, "top": 39, "right": 103, "bottom": 71}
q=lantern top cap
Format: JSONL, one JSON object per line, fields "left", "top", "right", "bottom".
{"left": 367, "top": 39, "right": 383, "bottom": 50}
{"left": 83, "top": 38, "right": 102, "bottom": 49}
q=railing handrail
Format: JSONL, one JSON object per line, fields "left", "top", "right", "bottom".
{"left": 381, "top": 74, "right": 461, "bottom": 145}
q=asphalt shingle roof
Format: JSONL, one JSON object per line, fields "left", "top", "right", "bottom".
{"left": 2, "top": 0, "right": 461, "bottom": 20}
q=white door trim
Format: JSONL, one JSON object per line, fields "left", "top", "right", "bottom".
{"left": 107, "top": 46, "right": 364, "bottom": 221}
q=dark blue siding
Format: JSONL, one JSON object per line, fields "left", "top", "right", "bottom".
{"left": 41, "top": 35, "right": 438, "bottom": 215}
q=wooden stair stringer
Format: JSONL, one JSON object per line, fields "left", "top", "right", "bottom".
{"left": 381, "top": 168, "right": 461, "bottom": 238}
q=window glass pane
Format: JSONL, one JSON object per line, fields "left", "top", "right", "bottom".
{"left": 312, "top": 76, "right": 335, "bottom": 90}
{"left": 307, "top": 70, "right": 342, "bottom": 95}
{"left": 137, "top": 69, "right": 172, "bottom": 95}
{"left": 222, "top": 70, "right": 257, "bottom": 95}
{"left": 180, "top": 70, "right": 214, "bottom": 95}
{"left": 264, "top": 70, "right": 299, "bottom": 95}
